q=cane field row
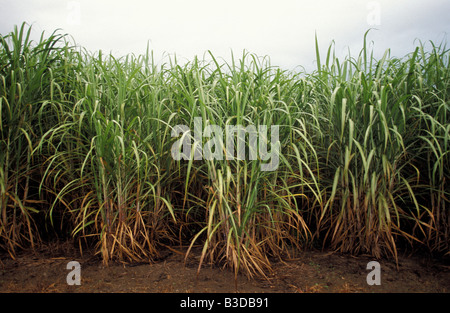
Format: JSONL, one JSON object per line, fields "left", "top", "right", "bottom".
{"left": 1, "top": 23, "right": 448, "bottom": 278}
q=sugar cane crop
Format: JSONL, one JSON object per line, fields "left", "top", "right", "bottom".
{"left": 1, "top": 23, "right": 448, "bottom": 278}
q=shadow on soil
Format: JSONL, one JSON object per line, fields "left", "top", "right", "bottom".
{"left": 0, "top": 241, "right": 448, "bottom": 293}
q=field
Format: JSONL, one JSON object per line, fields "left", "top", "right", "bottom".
{"left": 0, "top": 243, "right": 449, "bottom": 293}
{"left": 0, "top": 23, "right": 449, "bottom": 291}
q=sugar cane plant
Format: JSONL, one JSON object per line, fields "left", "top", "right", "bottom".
{"left": 1, "top": 23, "right": 448, "bottom": 278}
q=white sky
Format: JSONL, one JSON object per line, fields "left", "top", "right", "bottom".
{"left": 1, "top": 0, "right": 449, "bottom": 72}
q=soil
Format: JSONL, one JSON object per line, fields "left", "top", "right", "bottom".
{"left": 0, "top": 241, "right": 449, "bottom": 293}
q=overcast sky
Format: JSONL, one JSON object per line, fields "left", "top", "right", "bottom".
{"left": 1, "top": 0, "right": 449, "bottom": 72}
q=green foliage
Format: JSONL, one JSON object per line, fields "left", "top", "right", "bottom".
{"left": 1, "top": 23, "right": 448, "bottom": 277}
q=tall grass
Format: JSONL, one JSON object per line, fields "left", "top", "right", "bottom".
{"left": 1, "top": 23, "right": 448, "bottom": 277}
{"left": 0, "top": 23, "right": 71, "bottom": 255}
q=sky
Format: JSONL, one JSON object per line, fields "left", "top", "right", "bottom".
{"left": 1, "top": 0, "right": 449, "bottom": 72}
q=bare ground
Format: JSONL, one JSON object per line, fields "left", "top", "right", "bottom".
{"left": 0, "top": 241, "right": 449, "bottom": 293}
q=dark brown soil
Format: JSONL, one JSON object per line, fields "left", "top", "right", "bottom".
{"left": 1, "top": 242, "right": 449, "bottom": 293}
